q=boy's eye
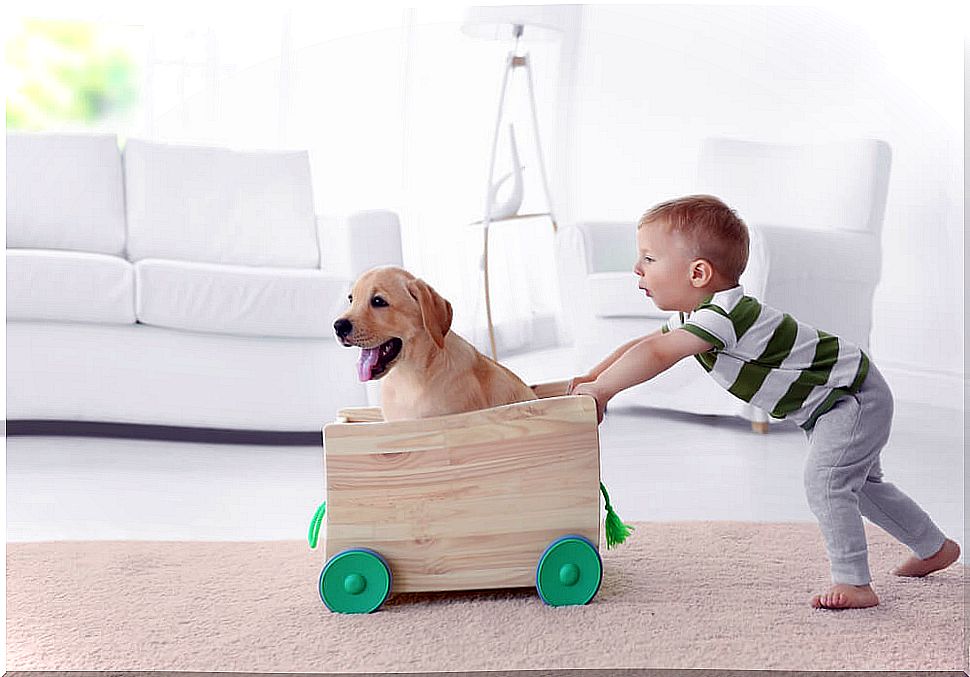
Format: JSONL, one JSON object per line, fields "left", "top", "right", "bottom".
{"left": 371, "top": 295, "right": 388, "bottom": 308}
{"left": 643, "top": 256, "right": 655, "bottom": 263}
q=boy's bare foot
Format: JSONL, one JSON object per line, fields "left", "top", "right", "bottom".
{"left": 892, "top": 538, "right": 961, "bottom": 577}
{"left": 811, "top": 583, "right": 879, "bottom": 609}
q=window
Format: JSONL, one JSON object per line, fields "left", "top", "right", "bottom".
{"left": 6, "top": 18, "right": 143, "bottom": 134}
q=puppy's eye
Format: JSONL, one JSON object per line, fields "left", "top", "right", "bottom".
{"left": 347, "top": 294, "right": 353, "bottom": 303}
{"left": 371, "top": 295, "right": 388, "bottom": 308}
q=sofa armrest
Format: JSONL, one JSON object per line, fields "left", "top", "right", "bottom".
{"left": 317, "top": 209, "right": 404, "bottom": 281}
{"left": 346, "top": 210, "right": 404, "bottom": 279}
{"left": 556, "top": 222, "right": 659, "bottom": 342}
{"left": 317, "top": 214, "right": 349, "bottom": 275}
{"left": 562, "top": 221, "right": 636, "bottom": 273}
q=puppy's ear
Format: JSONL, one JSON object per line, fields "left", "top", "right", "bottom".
{"left": 407, "top": 278, "right": 453, "bottom": 350}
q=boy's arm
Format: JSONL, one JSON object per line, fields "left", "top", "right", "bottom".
{"left": 574, "top": 329, "right": 713, "bottom": 421}
{"left": 567, "top": 329, "right": 663, "bottom": 394}
{"left": 588, "top": 328, "right": 663, "bottom": 379}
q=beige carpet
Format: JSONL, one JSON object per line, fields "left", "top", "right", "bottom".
{"left": 6, "top": 522, "right": 966, "bottom": 673}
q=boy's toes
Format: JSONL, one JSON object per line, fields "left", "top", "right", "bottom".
{"left": 810, "top": 584, "right": 878, "bottom": 609}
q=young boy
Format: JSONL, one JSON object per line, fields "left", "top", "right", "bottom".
{"left": 570, "top": 194, "right": 960, "bottom": 609}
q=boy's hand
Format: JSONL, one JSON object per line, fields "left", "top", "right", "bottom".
{"left": 567, "top": 373, "right": 596, "bottom": 395}
{"left": 572, "top": 382, "right": 608, "bottom": 424}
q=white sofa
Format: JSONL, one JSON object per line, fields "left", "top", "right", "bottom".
{"left": 6, "top": 133, "right": 403, "bottom": 439}
{"left": 556, "top": 137, "right": 891, "bottom": 429}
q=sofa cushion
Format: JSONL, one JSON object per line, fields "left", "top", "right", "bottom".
{"left": 124, "top": 139, "right": 319, "bottom": 268}
{"left": 587, "top": 272, "right": 668, "bottom": 319}
{"left": 6, "top": 250, "right": 135, "bottom": 324}
{"left": 6, "top": 133, "right": 126, "bottom": 255}
{"left": 135, "top": 259, "right": 348, "bottom": 338}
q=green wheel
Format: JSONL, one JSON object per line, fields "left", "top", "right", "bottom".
{"left": 535, "top": 535, "right": 602, "bottom": 607}
{"left": 319, "top": 548, "right": 392, "bottom": 614}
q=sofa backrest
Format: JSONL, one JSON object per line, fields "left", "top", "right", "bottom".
{"left": 124, "top": 139, "right": 320, "bottom": 268}
{"left": 6, "top": 132, "right": 127, "bottom": 256}
{"left": 697, "top": 137, "right": 892, "bottom": 235}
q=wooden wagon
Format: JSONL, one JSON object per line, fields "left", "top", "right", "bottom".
{"left": 310, "top": 381, "right": 606, "bottom": 613}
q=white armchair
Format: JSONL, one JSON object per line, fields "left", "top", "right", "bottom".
{"left": 556, "top": 137, "right": 892, "bottom": 431}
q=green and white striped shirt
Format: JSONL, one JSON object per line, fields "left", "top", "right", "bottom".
{"left": 662, "top": 285, "right": 869, "bottom": 429}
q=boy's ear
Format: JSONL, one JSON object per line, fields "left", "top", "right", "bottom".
{"left": 689, "top": 259, "right": 715, "bottom": 287}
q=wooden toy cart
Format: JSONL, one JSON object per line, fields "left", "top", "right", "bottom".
{"left": 313, "top": 380, "right": 603, "bottom": 613}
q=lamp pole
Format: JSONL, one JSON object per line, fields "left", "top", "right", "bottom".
{"left": 480, "top": 24, "right": 557, "bottom": 361}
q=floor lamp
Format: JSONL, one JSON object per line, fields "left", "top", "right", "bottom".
{"left": 462, "top": 8, "right": 562, "bottom": 360}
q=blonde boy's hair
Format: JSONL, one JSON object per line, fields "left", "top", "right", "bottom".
{"left": 638, "top": 194, "right": 749, "bottom": 284}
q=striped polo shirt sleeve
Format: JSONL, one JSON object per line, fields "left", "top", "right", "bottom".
{"left": 679, "top": 287, "right": 747, "bottom": 352}
{"left": 661, "top": 312, "right": 686, "bottom": 334}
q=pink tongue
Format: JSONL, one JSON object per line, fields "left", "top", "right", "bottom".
{"left": 357, "top": 347, "right": 380, "bottom": 382}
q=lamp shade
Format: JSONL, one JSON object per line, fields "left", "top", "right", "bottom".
{"left": 461, "top": 5, "right": 566, "bottom": 42}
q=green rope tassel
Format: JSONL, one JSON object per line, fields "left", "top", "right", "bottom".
{"left": 600, "top": 482, "right": 633, "bottom": 549}
{"left": 307, "top": 501, "right": 326, "bottom": 549}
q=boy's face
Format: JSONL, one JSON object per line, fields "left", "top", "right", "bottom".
{"left": 633, "top": 221, "right": 706, "bottom": 312}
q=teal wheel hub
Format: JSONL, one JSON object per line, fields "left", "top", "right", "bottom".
{"left": 319, "top": 548, "right": 391, "bottom": 613}
{"left": 559, "top": 562, "right": 581, "bottom": 586}
{"left": 536, "top": 535, "right": 602, "bottom": 606}
{"left": 343, "top": 573, "right": 366, "bottom": 595}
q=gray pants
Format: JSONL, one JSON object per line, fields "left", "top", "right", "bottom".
{"left": 803, "top": 363, "right": 946, "bottom": 585}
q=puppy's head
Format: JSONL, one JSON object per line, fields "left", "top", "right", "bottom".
{"left": 334, "top": 266, "right": 453, "bottom": 381}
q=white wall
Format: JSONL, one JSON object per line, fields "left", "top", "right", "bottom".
{"left": 563, "top": 4, "right": 964, "bottom": 406}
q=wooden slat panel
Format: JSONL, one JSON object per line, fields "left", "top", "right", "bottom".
{"left": 336, "top": 406, "right": 384, "bottom": 423}
{"left": 333, "top": 379, "right": 574, "bottom": 425}
{"left": 530, "top": 379, "right": 572, "bottom": 399}
{"left": 322, "top": 395, "right": 600, "bottom": 593}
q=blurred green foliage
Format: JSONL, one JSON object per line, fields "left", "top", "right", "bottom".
{"left": 6, "top": 19, "right": 141, "bottom": 130}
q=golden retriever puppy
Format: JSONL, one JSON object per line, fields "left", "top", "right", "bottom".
{"left": 333, "top": 266, "right": 537, "bottom": 420}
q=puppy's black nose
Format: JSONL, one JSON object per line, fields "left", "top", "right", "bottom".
{"left": 333, "top": 318, "right": 352, "bottom": 338}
